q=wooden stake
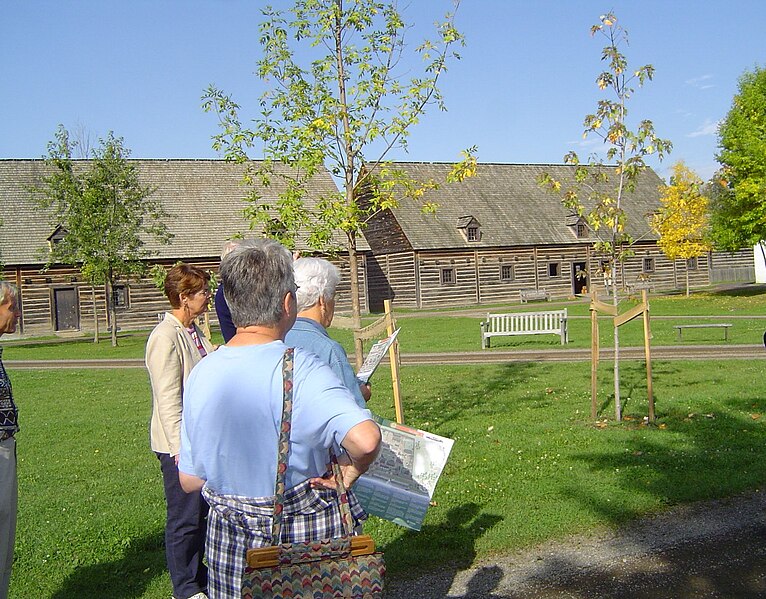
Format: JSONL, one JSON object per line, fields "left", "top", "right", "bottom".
{"left": 642, "top": 289, "right": 654, "bottom": 422}
{"left": 384, "top": 299, "right": 404, "bottom": 424}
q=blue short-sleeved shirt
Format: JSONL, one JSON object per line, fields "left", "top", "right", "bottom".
{"left": 285, "top": 317, "right": 366, "bottom": 407}
{"left": 179, "top": 341, "right": 372, "bottom": 497}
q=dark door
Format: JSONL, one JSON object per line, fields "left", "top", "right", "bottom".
{"left": 54, "top": 287, "right": 79, "bottom": 331}
{"left": 572, "top": 262, "right": 588, "bottom": 295}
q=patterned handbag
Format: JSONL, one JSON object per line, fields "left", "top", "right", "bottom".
{"left": 242, "top": 348, "right": 385, "bottom": 598}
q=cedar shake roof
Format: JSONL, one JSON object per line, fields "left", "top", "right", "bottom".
{"left": 366, "top": 162, "right": 664, "bottom": 251}
{"left": 0, "top": 159, "right": 359, "bottom": 265}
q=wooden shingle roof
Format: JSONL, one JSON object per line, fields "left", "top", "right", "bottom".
{"left": 0, "top": 159, "right": 355, "bottom": 265}
{"left": 370, "top": 162, "right": 664, "bottom": 250}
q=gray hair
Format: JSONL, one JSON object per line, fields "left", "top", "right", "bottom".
{"left": 0, "top": 281, "right": 18, "bottom": 307}
{"left": 293, "top": 258, "right": 340, "bottom": 313}
{"left": 220, "top": 238, "right": 295, "bottom": 328}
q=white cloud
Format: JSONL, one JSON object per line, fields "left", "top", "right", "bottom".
{"left": 685, "top": 74, "right": 715, "bottom": 90}
{"left": 687, "top": 118, "right": 719, "bottom": 138}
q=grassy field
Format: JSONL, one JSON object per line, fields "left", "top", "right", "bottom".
{"left": 8, "top": 356, "right": 766, "bottom": 597}
{"left": 4, "top": 287, "right": 766, "bottom": 361}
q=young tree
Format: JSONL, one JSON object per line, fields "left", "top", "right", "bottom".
{"left": 710, "top": 66, "right": 766, "bottom": 265}
{"left": 32, "top": 126, "right": 172, "bottom": 346}
{"left": 652, "top": 162, "right": 712, "bottom": 296}
{"left": 203, "top": 0, "right": 475, "bottom": 366}
{"left": 539, "top": 13, "right": 671, "bottom": 421}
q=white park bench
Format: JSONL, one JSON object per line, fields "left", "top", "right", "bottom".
{"left": 480, "top": 309, "right": 568, "bottom": 348}
{"left": 519, "top": 288, "right": 550, "bottom": 303}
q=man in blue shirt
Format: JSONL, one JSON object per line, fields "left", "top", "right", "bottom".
{"left": 285, "top": 258, "right": 370, "bottom": 407}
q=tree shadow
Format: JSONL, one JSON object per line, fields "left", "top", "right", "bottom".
{"left": 50, "top": 529, "right": 166, "bottom": 599}
{"left": 705, "top": 283, "right": 766, "bottom": 298}
{"left": 382, "top": 503, "right": 503, "bottom": 598}
{"left": 440, "top": 505, "right": 766, "bottom": 598}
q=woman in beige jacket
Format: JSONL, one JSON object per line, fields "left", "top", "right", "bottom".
{"left": 146, "top": 264, "right": 213, "bottom": 599}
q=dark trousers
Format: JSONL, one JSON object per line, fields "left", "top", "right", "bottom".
{"left": 157, "top": 452, "right": 208, "bottom": 599}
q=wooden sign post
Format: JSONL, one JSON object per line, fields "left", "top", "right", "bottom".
{"left": 334, "top": 300, "right": 404, "bottom": 424}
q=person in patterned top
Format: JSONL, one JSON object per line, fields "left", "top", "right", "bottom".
{"left": 0, "top": 281, "right": 21, "bottom": 599}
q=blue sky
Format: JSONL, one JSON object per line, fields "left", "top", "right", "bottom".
{"left": 1, "top": 1, "right": 764, "bottom": 181}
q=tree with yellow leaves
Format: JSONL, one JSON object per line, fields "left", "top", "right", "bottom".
{"left": 652, "top": 162, "right": 712, "bottom": 296}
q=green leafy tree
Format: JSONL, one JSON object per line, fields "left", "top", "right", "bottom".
{"left": 203, "top": 0, "right": 476, "bottom": 366}
{"left": 652, "top": 162, "right": 712, "bottom": 296}
{"left": 710, "top": 66, "right": 766, "bottom": 266}
{"left": 539, "top": 13, "right": 671, "bottom": 420}
{"left": 32, "top": 126, "right": 172, "bottom": 346}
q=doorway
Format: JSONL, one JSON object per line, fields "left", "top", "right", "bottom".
{"left": 572, "top": 262, "right": 588, "bottom": 295}
{"left": 53, "top": 287, "right": 80, "bottom": 331}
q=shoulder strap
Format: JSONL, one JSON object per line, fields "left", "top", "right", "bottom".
{"left": 270, "top": 347, "right": 294, "bottom": 542}
{"left": 270, "top": 347, "right": 355, "bottom": 542}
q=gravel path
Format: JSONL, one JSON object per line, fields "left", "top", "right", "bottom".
{"left": 383, "top": 490, "right": 766, "bottom": 598}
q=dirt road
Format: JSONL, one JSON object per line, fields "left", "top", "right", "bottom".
{"left": 384, "top": 490, "right": 766, "bottom": 598}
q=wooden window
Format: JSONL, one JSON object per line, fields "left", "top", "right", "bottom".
{"left": 576, "top": 223, "right": 588, "bottom": 238}
{"left": 500, "top": 264, "right": 514, "bottom": 281}
{"left": 548, "top": 262, "right": 560, "bottom": 277}
{"left": 643, "top": 257, "right": 655, "bottom": 273}
{"left": 113, "top": 284, "right": 130, "bottom": 310}
{"left": 440, "top": 267, "right": 455, "bottom": 285}
{"left": 466, "top": 227, "right": 479, "bottom": 242}
{"left": 687, "top": 257, "right": 698, "bottom": 271}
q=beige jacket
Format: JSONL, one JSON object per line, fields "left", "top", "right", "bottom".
{"left": 146, "top": 312, "right": 214, "bottom": 456}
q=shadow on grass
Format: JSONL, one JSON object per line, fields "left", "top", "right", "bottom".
{"left": 405, "top": 362, "right": 541, "bottom": 433}
{"left": 50, "top": 529, "right": 166, "bottom": 599}
{"left": 383, "top": 503, "right": 503, "bottom": 593}
{"left": 705, "top": 283, "right": 766, "bottom": 298}
{"left": 571, "top": 368, "right": 766, "bottom": 525}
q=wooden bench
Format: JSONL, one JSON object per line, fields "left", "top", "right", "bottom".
{"left": 673, "top": 323, "right": 732, "bottom": 341}
{"left": 481, "top": 309, "right": 568, "bottom": 348}
{"left": 519, "top": 288, "right": 550, "bottom": 303}
{"left": 626, "top": 281, "right": 653, "bottom": 294}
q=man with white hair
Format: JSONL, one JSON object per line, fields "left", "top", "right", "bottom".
{"left": 285, "top": 257, "right": 370, "bottom": 407}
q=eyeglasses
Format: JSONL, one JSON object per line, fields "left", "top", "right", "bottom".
{"left": 195, "top": 289, "right": 212, "bottom": 297}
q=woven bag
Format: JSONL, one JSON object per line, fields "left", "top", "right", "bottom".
{"left": 242, "top": 348, "right": 385, "bottom": 598}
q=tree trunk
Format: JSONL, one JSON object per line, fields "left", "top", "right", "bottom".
{"left": 107, "top": 271, "right": 118, "bottom": 347}
{"left": 613, "top": 276, "right": 621, "bottom": 422}
{"left": 347, "top": 232, "right": 364, "bottom": 369}
{"left": 92, "top": 287, "right": 99, "bottom": 343}
{"left": 333, "top": 2, "right": 364, "bottom": 369}
{"left": 686, "top": 265, "right": 691, "bottom": 297}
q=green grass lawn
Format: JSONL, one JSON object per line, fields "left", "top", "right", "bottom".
{"left": 5, "top": 287, "right": 766, "bottom": 361}
{"left": 9, "top": 357, "right": 766, "bottom": 597}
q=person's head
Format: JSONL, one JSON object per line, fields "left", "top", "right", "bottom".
{"left": 293, "top": 258, "right": 340, "bottom": 326}
{"left": 0, "top": 281, "right": 20, "bottom": 336}
{"left": 163, "top": 264, "right": 211, "bottom": 315}
{"left": 221, "top": 239, "right": 241, "bottom": 260}
{"left": 220, "top": 238, "right": 296, "bottom": 329}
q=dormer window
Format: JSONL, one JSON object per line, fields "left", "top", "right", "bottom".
{"left": 566, "top": 214, "right": 589, "bottom": 239}
{"left": 46, "top": 225, "right": 68, "bottom": 250}
{"left": 456, "top": 215, "right": 481, "bottom": 243}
